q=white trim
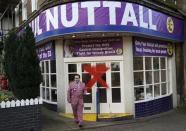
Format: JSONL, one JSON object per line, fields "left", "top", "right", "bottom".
{"left": 134, "top": 93, "right": 172, "bottom": 104}
{"left": 64, "top": 56, "right": 123, "bottom": 63}
{"left": 43, "top": 99, "right": 57, "bottom": 104}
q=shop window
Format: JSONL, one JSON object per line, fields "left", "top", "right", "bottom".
{"left": 99, "top": 88, "right": 107, "bottom": 103}
{"left": 97, "top": 73, "right": 106, "bottom": 87}
{"left": 51, "top": 89, "right": 57, "bottom": 102}
{"left": 154, "top": 84, "right": 160, "bottom": 97}
{"left": 161, "top": 83, "right": 167, "bottom": 95}
{"left": 134, "top": 72, "right": 144, "bottom": 85}
{"left": 133, "top": 57, "right": 143, "bottom": 70}
{"left": 135, "top": 87, "right": 144, "bottom": 101}
{"left": 145, "top": 57, "right": 152, "bottom": 70}
{"left": 68, "top": 64, "right": 77, "bottom": 73}
{"left": 146, "top": 85, "right": 153, "bottom": 99}
{"left": 112, "top": 88, "right": 121, "bottom": 103}
{"left": 40, "top": 60, "right": 57, "bottom": 103}
{"left": 111, "top": 62, "right": 120, "bottom": 71}
{"left": 134, "top": 57, "right": 169, "bottom": 102}
{"left": 111, "top": 72, "right": 120, "bottom": 87}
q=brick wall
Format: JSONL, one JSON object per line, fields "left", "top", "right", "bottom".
{"left": 0, "top": 98, "right": 42, "bottom": 131}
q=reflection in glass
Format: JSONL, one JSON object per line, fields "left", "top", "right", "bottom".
{"left": 41, "top": 62, "right": 44, "bottom": 73}
{"left": 153, "top": 57, "right": 159, "bottom": 69}
{"left": 82, "top": 73, "right": 91, "bottom": 85}
{"left": 146, "top": 85, "right": 153, "bottom": 99}
{"left": 154, "top": 71, "right": 160, "bottom": 83}
{"left": 99, "top": 88, "right": 107, "bottom": 103}
{"left": 146, "top": 71, "right": 152, "bottom": 84}
{"left": 51, "top": 89, "right": 57, "bottom": 102}
{"left": 41, "top": 75, "right": 45, "bottom": 86}
{"left": 134, "top": 72, "right": 144, "bottom": 85}
{"left": 161, "top": 83, "right": 167, "bottom": 95}
{"left": 133, "top": 57, "right": 143, "bottom": 70}
{"left": 154, "top": 84, "right": 160, "bottom": 97}
{"left": 81, "top": 63, "right": 91, "bottom": 72}
{"left": 135, "top": 87, "right": 144, "bottom": 101}
{"left": 68, "top": 64, "right": 77, "bottom": 73}
{"left": 161, "top": 58, "right": 166, "bottom": 69}
{"left": 51, "top": 75, "right": 56, "bottom": 87}
{"left": 46, "top": 88, "right": 50, "bottom": 100}
{"left": 112, "top": 88, "right": 121, "bottom": 103}
{"left": 42, "top": 88, "right": 45, "bottom": 99}
{"left": 111, "top": 72, "right": 120, "bottom": 87}
{"left": 161, "top": 70, "right": 166, "bottom": 82}
{"left": 46, "top": 74, "right": 49, "bottom": 87}
{"left": 111, "top": 62, "right": 120, "bottom": 71}
{"left": 83, "top": 89, "right": 92, "bottom": 103}
{"left": 46, "top": 61, "right": 49, "bottom": 73}
{"left": 145, "top": 57, "right": 152, "bottom": 70}
{"left": 51, "top": 60, "right": 56, "bottom": 73}
{"left": 97, "top": 73, "right": 106, "bottom": 87}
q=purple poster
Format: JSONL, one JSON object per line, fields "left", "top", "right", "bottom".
{"left": 28, "top": 1, "right": 184, "bottom": 43}
{"left": 64, "top": 37, "right": 123, "bottom": 57}
{"left": 133, "top": 37, "right": 173, "bottom": 56}
{"left": 36, "top": 42, "right": 55, "bottom": 60}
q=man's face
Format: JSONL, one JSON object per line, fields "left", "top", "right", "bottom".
{"left": 74, "top": 76, "right": 80, "bottom": 83}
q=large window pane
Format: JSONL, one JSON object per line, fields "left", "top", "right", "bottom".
{"left": 135, "top": 87, "right": 144, "bottom": 101}
{"left": 153, "top": 57, "right": 159, "bottom": 70}
{"left": 161, "top": 70, "right": 166, "bottom": 82}
{"left": 42, "top": 88, "right": 45, "bottom": 99}
{"left": 46, "top": 74, "right": 49, "bottom": 87}
{"left": 83, "top": 89, "right": 92, "bottom": 103}
{"left": 111, "top": 72, "right": 120, "bottom": 87}
{"left": 99, "top": 88, "right": 107, "bottom": 103}
{"left": 154, "top": 84, "right": 160, "bottom": 97}
{"left": 46, "top": 88, "right": 50, "bottom": 100}
{"left": 145, "top": 57, "right": 152, "bottom": 70}
{"left": 134, "top": 72, "right": 144, "bottom": 85}
{"left": 51, "top": 60, "right": 56, "bottom": 73}
{"left": 133, "top": 57, "right": 143, "bottom": 70}
{"left": 41, "top": 75, "right": 45, "bottom": 86}
{"left": 51, "top": 89, "right": 57, "bottom": 102}
{"left": 41, "top": 62, "right": 44, "bottom": 73}
{"left": 97, "top": 73, "right": 106, "bottom": 87}
{"left": 46, "top": 61, "right": 49, "bottom": 73}
{"left": 161, "top": 83, "right": 167, "bottom": 95}
{"left": 112, "top": 88, "right": 121, "bottom": 103}
{"left": 81, "top": 63, "right": 91, "bottom": 72}
{"left": 82, "top": 73, "right": 91, "bottom": 85}
{"left": 154, "top": 71, "right": 160, "bottom": 83}
{"left": 146, "top": 85, "right": 153, "bottom": 99}
{"left": 51, "top": 75, "right": 56, "bottom": 87}
{"left": 68, "top": 64, "right": 77, "bottom": 73}
{"left": 146, "top": 71, "right": 152, "bottom": 84}
{"left": 161, "top": 58, "right": 166, "bottom": 69}
{"left": 111, "top": 62, "right": 120, "bottom": 71}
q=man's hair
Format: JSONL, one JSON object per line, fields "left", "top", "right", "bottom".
{"left": 74, "top": 74, "right": 80, "bottom": 78}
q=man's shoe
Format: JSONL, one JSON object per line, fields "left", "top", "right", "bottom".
{"left": 79, "top": 124, "right": 83, "bottom": 128}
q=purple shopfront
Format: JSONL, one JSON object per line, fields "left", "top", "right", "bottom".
{"left": 32, "top": 1, "right": 184, "bottom": 118}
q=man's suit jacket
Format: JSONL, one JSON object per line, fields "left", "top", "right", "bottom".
{"left": 67, "top": 81, "right": 86, "bottom": 105}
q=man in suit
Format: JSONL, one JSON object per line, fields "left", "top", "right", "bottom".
{"left": 67, "top": 74, "right": 86, "bottom": 127}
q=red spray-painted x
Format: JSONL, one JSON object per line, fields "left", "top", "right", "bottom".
{"left": 83, "top": 64, "right": 109, "bottom": 90}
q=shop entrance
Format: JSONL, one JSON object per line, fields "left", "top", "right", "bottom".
{"left": 66, "top": 61, "right": 124, "bottom": 113}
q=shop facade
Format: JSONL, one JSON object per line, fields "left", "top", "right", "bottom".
{"left": 29, "top": 1, "right": 184, "bottom": 117}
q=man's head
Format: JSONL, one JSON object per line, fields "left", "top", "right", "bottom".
{"left": 74, "top": 74, "right": 80, "bottom": 83}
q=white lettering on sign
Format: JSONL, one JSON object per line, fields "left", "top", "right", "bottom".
{"left": 46, "top": 7, "right": 58, "bottom": 31}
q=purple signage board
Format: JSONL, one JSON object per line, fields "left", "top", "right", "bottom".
{"left": 64, "top": 37, "right": 123, "bottom": 57}
{"left": 29, "top": 1, "right": 184, "bottom": 43}
{"left": 36, "top": 42, "right": 55, "bottom": 60}
{"left": 133, "top": 37, "right": 174, "bottom": 57}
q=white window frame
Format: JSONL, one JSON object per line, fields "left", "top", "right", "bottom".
{"left": 134, "top": 56, "right": 171, "bottom": 103}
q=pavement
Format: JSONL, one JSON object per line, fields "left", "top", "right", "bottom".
{"left": 42, "top": 107, "right": 186, "bottom": 131}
